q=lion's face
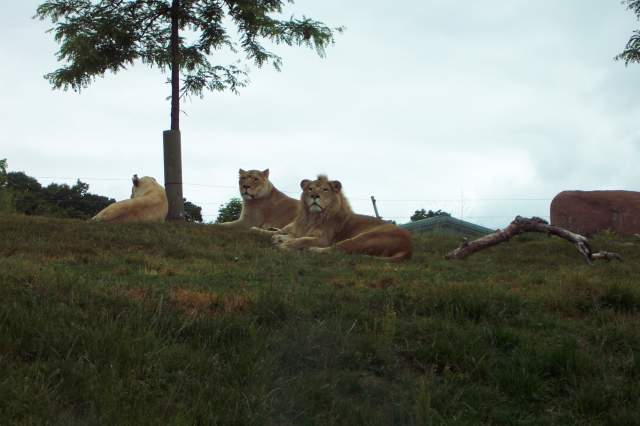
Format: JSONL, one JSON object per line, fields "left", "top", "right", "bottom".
{"left": 239, "top": 169, "right": 272, "bottom": 200}
{"left": 300, "top": 176, "right": 343, "bottom": 214}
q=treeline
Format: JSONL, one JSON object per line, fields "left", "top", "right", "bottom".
{"left": 0, "top": 159, "right": 12, "bottom": 213}
{"left": 410, "top": 208, "right": 451, "bottom": 222}
{"left": 7, "top": 171, "right": 115, "bottom": 220}
{"left": 0, "top": 159, "right": 202, "bottom": 222}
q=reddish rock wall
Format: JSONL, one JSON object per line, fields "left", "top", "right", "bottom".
{"left": 550, "top": 190, "right": 640, "bottom": 236}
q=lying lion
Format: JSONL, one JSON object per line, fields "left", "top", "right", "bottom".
{"left": 218, "top": 168, "right": 300, "bottom": 229}
{"left": 92, "top": 175, "right": 168, "bottom": 223}
{"left": 263, "top": 175, "right": 412, "bottom": 260}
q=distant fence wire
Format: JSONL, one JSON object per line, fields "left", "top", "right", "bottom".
{"left": 25, "top": 175, "right": 553, "bottom": 224}
{"left": 30, "top": 175, "right": 554, "bottom": 202}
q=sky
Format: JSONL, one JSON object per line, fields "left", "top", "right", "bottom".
{"left": 1, "top": 0, "right": 640, "bottom": 228}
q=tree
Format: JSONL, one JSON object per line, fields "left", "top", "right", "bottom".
{"left": 35, "top": 0, "right": 342, "bottom": 221}
{"left": 0, "top": 159, "right": 6, "bottom": 186}
{"left": 410, "top": 208, "right": 451, "bottom": 222}
{"left": 215, "top": 197, "right": 242, "bottom": 223}
{"left": 617, "top": 1, "right": 640, "bottom": 64}
{"left": 184, "top": 198, "right": 203, "bottom": 223}
{"left": 7, "top": 172, "right": 44, "bottom": 216}
{"left": 0, "top": 159, "right": 14, "bottom": 213}
{"left": 7, "top": 172, "right": 114, "bottom": 219}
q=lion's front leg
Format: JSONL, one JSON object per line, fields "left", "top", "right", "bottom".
{"left": 267, "top": 222, "right": 298, "bottom": 244}
{"left": 216, "top": 219, "right": 247, "bottom": 228}
{"left": 278, "top": 236, "right": 327, "bottom": 251}
{"left": 272, "top": 233, "right": 294, "bottom": 244}
{"left": 250, "top": 226, "right": 283, "bottom": 236}
{"left": 308, "top": 246, "right": 334, "bottom": 254}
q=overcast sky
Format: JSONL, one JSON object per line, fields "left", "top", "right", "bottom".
{"left": 2, "top": 0, "right": 639, "bottom": 227}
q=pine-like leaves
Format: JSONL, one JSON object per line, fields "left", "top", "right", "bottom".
{"left": 35, "top": 0, "right": 342, "bottom": 96}
{"left": 617, "top": 0, "right": 640, "bottom": 64}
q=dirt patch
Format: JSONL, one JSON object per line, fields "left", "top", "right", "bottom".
{"left": 143, "top": 266, "right": 177, "bottom": 277}
{"left": 124, "top": 288, "right": 147, "bottom": 302}
{"left": 170, "top": 288, "right": 252, "bottom": 317}
{"left": 122, "top": 287, "right": 252, "bottom": 317}
{"left": 368, "top": 277, "right": 397, "bottom": 289}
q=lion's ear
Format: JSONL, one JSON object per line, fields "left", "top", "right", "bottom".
{"left": 262, "top": 169, "right": 269, "bottom": 178}
{"left": 330, "top": 180, "right": 342, "bottom": 192}
{"left": 239, "top": 168, "right": 246, "bottom": 175}
{"left": 300, "top": 179, "right": 311, "bottom": 189}
{"left": 132, "top": 174, "right": 140, "bottom": 187}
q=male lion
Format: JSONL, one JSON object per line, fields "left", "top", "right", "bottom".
{"left": 270, "top": 175, "right": 412, "bottom": 260}
{"left": 92, "top": 175, "right": 168, "bottom": 223}
{"left": 218, "top": 169, "right": 300, "bottom": 229}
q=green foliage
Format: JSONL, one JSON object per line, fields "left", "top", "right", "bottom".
{"left": 215, "top": 197, "right": 242, "bottom": 223}
{"left": 617, "top": 0, "right": 640, "bottom": 64}
{"left": 183, "top": 198, "right": 203, "bottom": 223}
{"left": 410, "top": 208, "right": 451, "bottom": 222}
{"left": 0, "top": 158, "right": 6, "bottom": 187}
{"left": 35, "top": 0, "right": 343, "bottom": 97}
{"left": 0, "top": 158, "right": 14, "bottom": 213}
{"left": 1, "top": 215, "right": 640, "bottom": 424}
{"left": 7, "top": 172, "right": 114, "bottom": 219}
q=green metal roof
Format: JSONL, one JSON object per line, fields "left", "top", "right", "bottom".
{"left": 399, "top": 216, "right": 495, "bottom": 236}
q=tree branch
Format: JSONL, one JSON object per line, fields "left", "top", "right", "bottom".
{"left": 445, "top": 216, "right": 622, "bottom": 264}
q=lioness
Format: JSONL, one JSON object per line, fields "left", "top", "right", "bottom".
{"left": 271, "top": 175, "right": 412, "bottom": 260}
{"left": 218, "top": 169, "right": 300, "bottom": 229}
{"left": 92, "top": 175, "right": 168, "bottom": 223}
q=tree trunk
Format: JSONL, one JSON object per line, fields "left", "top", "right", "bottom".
{"left": 164, "top": 0, "right": 184, "bottom": 221}
{"left": 170, "top": 0, "right": 180, "bottom": 132}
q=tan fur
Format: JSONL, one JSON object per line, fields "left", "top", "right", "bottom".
{"left": 92, "top": 175, "right": 168, "bottom": 223}
{"left": 218, "top": 169, "right": 300, "bottom": 229}
{"left": 273, "top": 175, "right": 412, "bottom": 260}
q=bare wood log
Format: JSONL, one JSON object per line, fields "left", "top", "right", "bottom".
{"left": 445, "top": 216, "right": 622, "bottom": 264}
{"left": 591, "top": 251, "right": 624, "bottom": 261}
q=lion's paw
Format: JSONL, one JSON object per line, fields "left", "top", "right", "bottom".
{"left": 272, "top": 234, "right": 292, "bottom": 245}
{"left": 251, "top": 226, "right": 282, "bottom": 236}
{"left": 277, "top": 240, "right": 297, "bottom": 251}
{"left": 308, "top": 246, "right": 332, "bottom": 254}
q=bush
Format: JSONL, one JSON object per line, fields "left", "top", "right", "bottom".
{"left": 410, "top": 208, "right": 451, "bottom": 222}
{"left": 6, "top": 171, "right": 114, "bottom": 219}
{"left": 0, "top": 159, "right": 15, "bottom": 214}
{"left": 184, "top": 198, "right": 203, "bottom": 223}
{"left": 216, "top": 198, "right": 242, "bottom": 223}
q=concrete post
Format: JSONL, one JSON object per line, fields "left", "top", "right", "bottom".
{"left": 163, "top": 129, "right": 185, "bottom": 221}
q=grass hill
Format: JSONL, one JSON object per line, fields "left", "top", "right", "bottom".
{"left": 1, "top": 214, "right": 639, "bottom": 425}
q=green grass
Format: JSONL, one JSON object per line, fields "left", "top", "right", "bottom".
{"left": 1, "top": 214, "right": 639, "bottom": 425}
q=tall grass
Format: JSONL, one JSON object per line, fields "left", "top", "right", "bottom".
{"left": 1, "top": 214, "right": 639, "bottom": 425}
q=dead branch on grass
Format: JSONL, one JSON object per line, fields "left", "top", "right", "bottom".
{"left": 445, "top": 216, "right": 622, "bottom": 264}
